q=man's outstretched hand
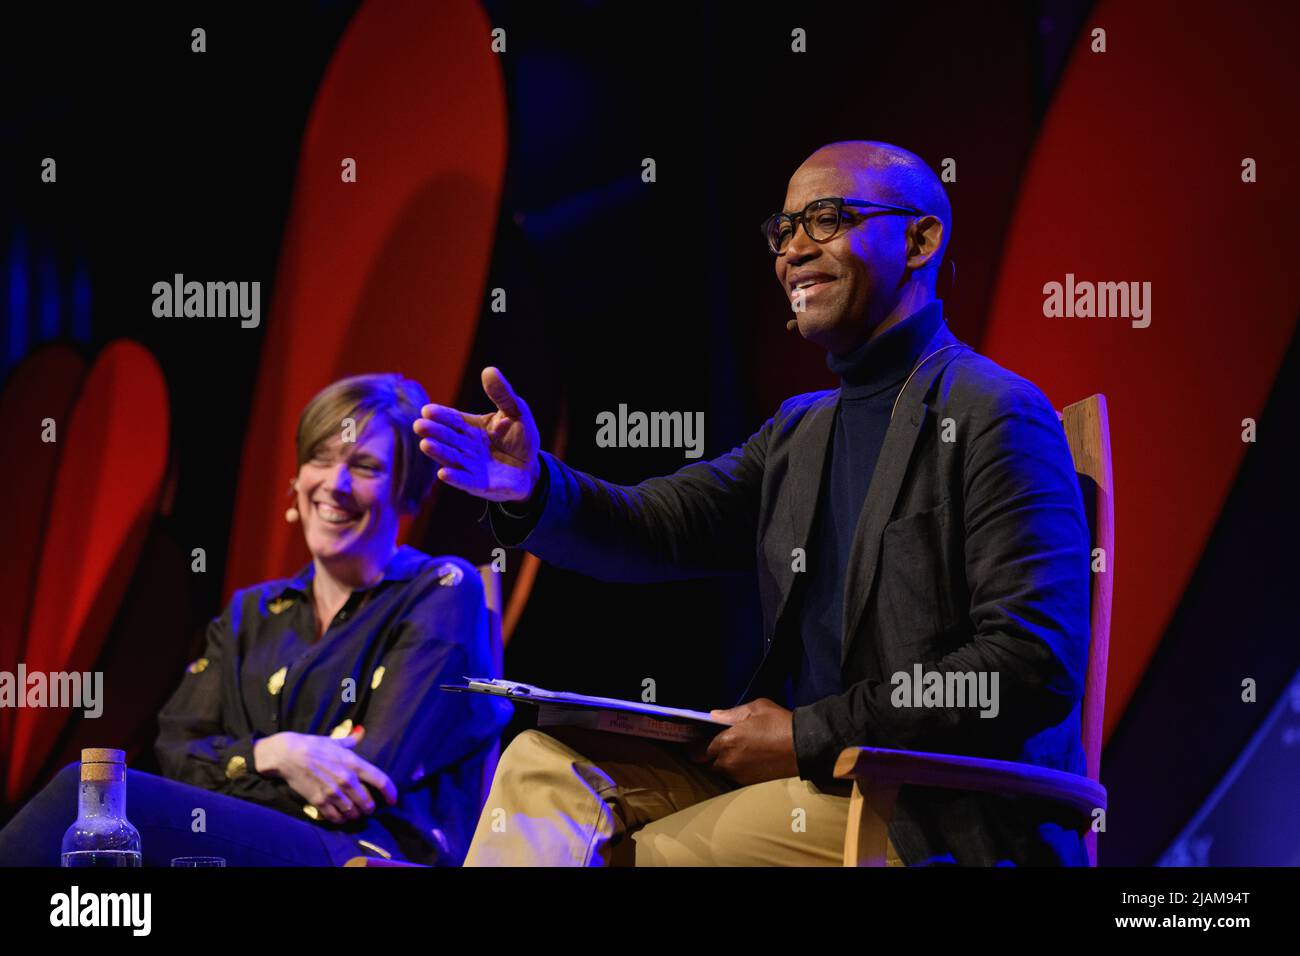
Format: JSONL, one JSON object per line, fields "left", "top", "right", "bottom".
{"left": 413, "top": 367, "right": 541, "bottom": 502}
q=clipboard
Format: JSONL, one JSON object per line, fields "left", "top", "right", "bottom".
{"left": 441, "top": 678, "right": 728, "bottom": 743}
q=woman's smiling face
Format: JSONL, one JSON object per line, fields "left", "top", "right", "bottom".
{"left": 296, "top": 422, "right": 399, "bottom": 570}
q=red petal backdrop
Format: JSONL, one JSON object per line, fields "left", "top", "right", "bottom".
{"left": 222, "top": 0, "right": 506, "bottom": 597}
{"left": 981, "top": 0, "right": 1300, "bottom": 738}
{"left": 5, "top": 342, "right": 169, "bottom": 800}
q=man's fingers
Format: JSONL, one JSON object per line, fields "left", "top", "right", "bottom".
{"left": 432, "top": 463, "right": 483, "bottom": 496}
{"left": 419, "top": 403, "right": 481, "bottom": 437}
{"left": 685, "top": 739, "right": 712, "bottom": 763}
{"left": 481, "top": 367, "right": 523, "bottom": 419}
{"left": 704, "top": 727, "right": 730, "bottom": 760}
{"left": 418, "top": 437, "right": 471, "bottom": 472}
{"left": 417, "top": 419, "right": 477, "bottom": 455}
{"left": 709, "top": 706, "right": 743, "bottom": 725}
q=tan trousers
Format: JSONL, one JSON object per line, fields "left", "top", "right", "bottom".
{"left": 463, "top": 726, "right": 903, "bottom": 866}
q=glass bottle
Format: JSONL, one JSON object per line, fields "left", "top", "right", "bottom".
{"left": 60, "top": 748, "right": 142, "bottom": 867}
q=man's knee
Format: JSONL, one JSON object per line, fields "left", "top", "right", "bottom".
{"left": 490, "top": 729, "right": 572, "bottom": 791}
{"left": 634, "top": 777, "right": 850, "bottom": 866}
{"left": 633, "top": 805, "right": 760, "bottom": 866}
{"left": 631, "top": 819, "right": 693, "bottom": 866}
{"left": 498, "top": 728, "right": 564, "bottom": 764}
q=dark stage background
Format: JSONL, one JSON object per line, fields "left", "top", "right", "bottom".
{"left": 3, "top": 0, "right": 1297, "bottom": 866}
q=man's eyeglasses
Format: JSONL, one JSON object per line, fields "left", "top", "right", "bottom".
{"left": 760, "top": 196, "right": 924, "bottom": 255}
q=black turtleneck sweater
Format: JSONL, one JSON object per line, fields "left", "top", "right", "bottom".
{"left": 790, "top": 300, "right": 946, "bottom": 707}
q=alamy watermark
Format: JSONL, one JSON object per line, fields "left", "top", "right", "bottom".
{"left": 0, "top": 664, "right": 103, "bottom": 718}
{"left": 1042, "top": 273, "right": 1151, "bottom": 328}
{"left": 50, "top": 886, "right": 150, "bottom": 936}
{"left": 152, "top": 273, "right": 260, "bottom": 328}
{"left": 891, "top": 664, "right": 999, "bottom": 718}
{"left": 595, "top": 405, "right": 704, "bottom": 459}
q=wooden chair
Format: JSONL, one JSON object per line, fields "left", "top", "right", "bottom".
{"left": 343, "top": 563, "right": 504, "bottom": 867}
{"left": 835, "top": 394, "right": 1113, "bottom": 866}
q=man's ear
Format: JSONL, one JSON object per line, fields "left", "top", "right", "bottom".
{"left": 906, "top": 215, "right": 945, "bottom": 272}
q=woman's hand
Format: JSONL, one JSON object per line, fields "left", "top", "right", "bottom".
{"left": 412, "top": 366, "right": 541, "bottom": 502}
{"left": 253, "top": 730, "right": 398, "bottom": 824}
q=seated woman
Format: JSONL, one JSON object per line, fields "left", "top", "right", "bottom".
{"left": 0, "top": 373, "right": 509, "bottom": 866}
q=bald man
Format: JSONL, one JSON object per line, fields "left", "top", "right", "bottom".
{"left": 416, "top": 141, "right": 1092, "bottom": 866}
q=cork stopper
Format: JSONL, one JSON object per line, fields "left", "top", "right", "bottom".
{"left": 80, "top": 748, "right": 126, "bottom": 782}
{"left": 81, "top": 748, "right": 125, "bottom": 764}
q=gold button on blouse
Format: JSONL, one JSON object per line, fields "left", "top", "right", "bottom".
{"left": 370, "top": 666, "right": 386, "bottom": 690}
{"left": 225, "top": 755, "right": 248, "bottom": 780}
{"left": 435, "top": 562, "right": 464, "bottom": 587}
{"left": 329, "top": 719, "right": 354, "bottom": 739}
{"left": 302, "top": 804, "right": 320, "bottom": 821}
{"left": 356, "top": 839, "right": 392, "bottom": 860}
{"left": 186, "top": 657, "right": 209, "bottom": 675}
{"left": 267, "top": 666, "right": 287, "bottom": 696}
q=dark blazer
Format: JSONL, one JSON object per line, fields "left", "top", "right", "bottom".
{"left": 485, "top": 317, "right": 1092, "bottom": 866}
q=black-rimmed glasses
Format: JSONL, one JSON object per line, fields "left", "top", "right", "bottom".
{"left": 761, "top": 196, "right": 924, "bottom": 254}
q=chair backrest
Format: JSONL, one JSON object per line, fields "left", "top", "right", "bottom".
{"left": 477, "top": 564, "right": 504, "bottom": 806}
{"left": 1057, "top": 395, "right": 1114, "bottom": 866}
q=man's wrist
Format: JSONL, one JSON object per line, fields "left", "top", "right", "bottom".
{"left": 790, "top": 703, "right": 836, "bottom": 782}
{"left": 498, "top": 498, "right": 532, "bottom": 518}
{"left": 499, "top": 457, "right": 547, "bottom": 517}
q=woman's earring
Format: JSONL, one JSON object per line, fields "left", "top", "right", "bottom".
{"left": 285, "top": 478, "right": 300, "bottom": 524}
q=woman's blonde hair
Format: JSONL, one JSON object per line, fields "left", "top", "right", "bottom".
{"left": 296, "top": 373, "right": 435, "bottom": 514}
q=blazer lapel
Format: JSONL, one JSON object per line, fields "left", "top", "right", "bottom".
{"left": 840, "top": 324, "right": 970, "bottom": 666}
{"left": 772, "top": 392, "right": 837, "bottom": 632}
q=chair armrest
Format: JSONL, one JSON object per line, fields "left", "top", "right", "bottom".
{"left": 833, "top": 746, "right": 1106, "bottom": 819}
